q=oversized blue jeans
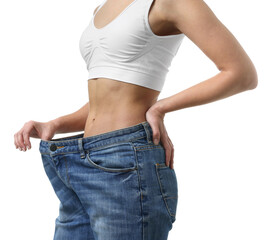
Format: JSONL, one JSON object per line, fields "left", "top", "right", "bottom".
{"left": 39, "top": 121, "right": 178, "bottom": 240}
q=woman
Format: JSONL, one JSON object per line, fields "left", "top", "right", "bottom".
{"left": 14, "top": 0, "right": 258, "bottom": 239}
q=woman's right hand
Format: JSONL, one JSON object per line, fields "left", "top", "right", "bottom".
{"left": 14, "top": 120, "right": 58, "bottom": 151}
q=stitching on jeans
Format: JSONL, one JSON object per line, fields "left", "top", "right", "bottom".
{"left": 155, "top": 163, "right": 176, "bottom": 217}
{"left": 86, "top": 136, "right": 145, "bottom": 152}
{"left": 130, "top": 142, "right": 145, "bottom": 239}
{"left": 165, "top": 196, "right": 178, "bottom": 199}
{"left": 50, "top": 156, "right": 72, "bottom": 189}
{"left": 51, "top": 151, "right": 83, "bottom": 156}
{"left": 40, "top": 136, "right": 147, "bottom": 156}
{"left": 134, "top": 145, "right": 164, "bottom": 151}
{"left": 86, "top": 154, "right": 137, "bottom": 172}
{"left": 142, "top": 122, "right": 151, "bottom": 143}
{"left": 65, "top": 158, "right": 73, "bottom": 189}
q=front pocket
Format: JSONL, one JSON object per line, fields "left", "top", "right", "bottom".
{"left": 155, "top": 163, "right": 178, "bottom": 223}
{"left": 85, "top": 142, "right": 137, "bottom": 173}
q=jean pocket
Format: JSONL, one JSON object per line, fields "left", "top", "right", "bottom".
{"left": 85, "top": 142, "right": 138, "bottom": 173}
{"left": 155, "top": 163, "right": 178, "bottom": 223}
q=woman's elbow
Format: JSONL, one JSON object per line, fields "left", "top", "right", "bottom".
{"left": 247, "top": 77, "right": 258, "bottom": 90}
{"left": 244, "top": 64, "right": 258, "bottom": 90}
{"left": 245, "top": 66, "right": 258, "bottom": 90}
{"left": 237, "top": 63, "right": 258, "bottom": 91}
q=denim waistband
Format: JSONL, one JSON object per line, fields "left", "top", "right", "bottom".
{"left": 39, "top": 121, "right": 153, "bottom": 156}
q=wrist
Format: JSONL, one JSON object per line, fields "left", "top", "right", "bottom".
{"left": 149, "top": 100, "right": 167, "bottom": 120}
{"left": 47, "top": 118, "right": 62, "bottom": 133}
{"left": 152, "top": 98, "right": 169, "bottom": 115}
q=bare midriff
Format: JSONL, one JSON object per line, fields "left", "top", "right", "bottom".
{"left": 83, "top": 78, "right": 160, "bottom": 138}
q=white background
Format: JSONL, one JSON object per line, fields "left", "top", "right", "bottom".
{"left": 0, "top": 0, "right": 275, "bottom": 239}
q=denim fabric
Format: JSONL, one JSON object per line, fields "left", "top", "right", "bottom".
{"left": 39, "top": 121, "right": 178, "bottom": 240}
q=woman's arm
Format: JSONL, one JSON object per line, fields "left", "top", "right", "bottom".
{"left": 152, "top": 0, "right": 258, "bottom": 114}
{"left": 145, "top": 0, "right": 258, "bottom": 169}
{"left": 154, "top": 69, "right": 257, "bottom": 114}
{"left": 49, "top": 101, "right": 89, "bottom": 134}
{"left": 155, "top": 0, "right": 258, "bottom": 114}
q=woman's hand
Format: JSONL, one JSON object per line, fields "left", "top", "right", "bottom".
{"left": 145, "top": 99, "right": 174, "bottom": 169}
{"left": 14, "top": 120, "right": 58, "bottom": 151}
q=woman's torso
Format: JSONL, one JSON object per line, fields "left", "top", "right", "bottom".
{"left": 83, "top": 0, "right": 182, "bottom": 138}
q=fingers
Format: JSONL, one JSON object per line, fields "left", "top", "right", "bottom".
{"left": 160, "top": 127, "right": 174, "bottom": 169}
{"left": 14, "top": 132, "right": 26, "bottom": 151}
{"left": 23, "top": 131, "right": 32, "bottom": 150}
{"left": 147, "top": 120, "right": 174, "bottom": 169}
{"left": 16, "top": 132, "right": 23, "bottom": 150}
{"left": 14, "top": 133, "right": 19, "bottom": 150}
{"left": 160, "top": 136, "right": 172, "bottom": 167}
{"left": 150, "top": 124, "right": 161, "bottom": 145}
{"left": 167, "top": 137, "right": 174, "bottom": 169}
{"left": 14, "top": 122, "right": 32, "bottom": 151}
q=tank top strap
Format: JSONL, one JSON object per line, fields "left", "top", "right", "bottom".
{"left": 140, "top": 0, "right": 155, "bottom": 31}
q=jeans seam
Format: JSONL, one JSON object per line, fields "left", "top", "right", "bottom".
{"left": 50, "top": 156, "right": 72, "bottom": 189}
{"left": 134, "top": 145, "right": 164, "bottom": 151}
{"left": 65, "top": 158, "right": 73, "bottom": 189}
{"left": 50, "top": 151, "right": 83, "bottom": 156}
{"left": 142, "top": 122, "right": 152, "bottom": 144}
{"left": 131, "top": 142, "right": 145, "bottom": 240}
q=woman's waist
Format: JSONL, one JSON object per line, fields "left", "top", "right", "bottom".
{"left": 83, "top": 110, "right": 148, "bottom": 138}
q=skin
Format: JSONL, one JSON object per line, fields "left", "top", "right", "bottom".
{"left": 14, "top": 0, "right": 258, "bottom": 170}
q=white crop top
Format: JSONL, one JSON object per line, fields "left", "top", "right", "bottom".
{"left": 79, "top": 0, "right": 185, "bottom": 92}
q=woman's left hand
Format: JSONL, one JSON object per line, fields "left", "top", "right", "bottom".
{"left": 145, "top": 99, "right": 174, "bottom": 169}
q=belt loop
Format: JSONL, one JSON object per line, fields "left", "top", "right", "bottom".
{"left": 78, "top": 138, "right": 86, "bottom": 159}
{"left": 141, "top": 121, "right": 152, "bottom": 144}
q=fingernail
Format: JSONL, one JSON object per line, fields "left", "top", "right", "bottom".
{"left": 19, "top": 147, "right": 22, "bottom": 151}
{"left": 154, "top": 139, "right": 159, "bottom": 145}
{"left": 27, "top": 145, "right": 30, "bottom": 150}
